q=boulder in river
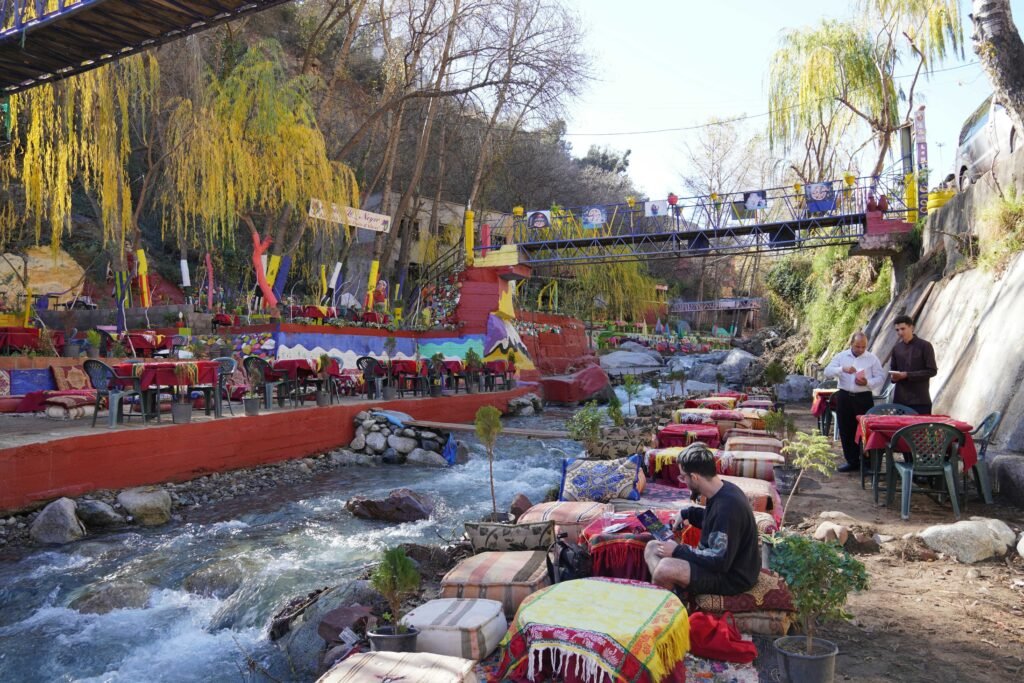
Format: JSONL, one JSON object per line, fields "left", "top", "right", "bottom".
{"left": 405, "top": 448, "right": 448, "bottom": 467}
{"left": 387, "top": 434, "right": 418, "bottom": 454}
{"left": 116, "top": 487, "right": 172, "bottom": 526}
{"left": 509, "top": 493, "right": 534, "bottom": 520}
{"left": 365, "top": 432, "right": 387, "bottom": 453}
{"left": 76, "top": 499, "right": 126, "bottom": 528}
{"left": 182, "top": 557, "right": 257, "bottom": 599}
{"left": 775, "top": 374, "right": 817, "bottom": 403}
{"left": 599, "top": 351, "right": 662, "bottom": 369}
{"left": 70, "top": 580, "right": 152, "bottom": 614}
{"left": 345, "top": 488, "right": 435, "bottom": 522}
{"left": 30, "top": 498, "right": 86, "bottom": 544}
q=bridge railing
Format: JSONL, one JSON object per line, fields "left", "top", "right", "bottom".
{"left": 497, "top": 174, "right": 912, "bottom": 249}
{"left": 1, "top": 1, "right": 83, "bottom": 35}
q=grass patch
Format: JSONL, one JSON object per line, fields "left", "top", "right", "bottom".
{"left": 978, "top": 189, "right": 1024, "bottom": 275}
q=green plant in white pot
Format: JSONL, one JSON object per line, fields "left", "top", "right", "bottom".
{"left": 770, "top": 533, "right": 868, "bottom": 683}
{"left": 367, "top": 546, "right": 422, "bottom": 652}
{"left": 776, "top": 431, "right": 836, "bottom": 526}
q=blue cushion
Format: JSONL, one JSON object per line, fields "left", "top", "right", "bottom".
{"left": 559, "top": 455, "right": 642, "bottom": 503}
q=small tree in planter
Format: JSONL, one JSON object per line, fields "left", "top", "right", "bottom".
{"left": 606, "top": 392, "right": 624, "bottom": 427}
{"left": 316, "top": 353, "right": 333, "bottom": 406}
{"left": 475, "top": 405, "right": 507, "bottom": 521}
{"left": 669, "top": 368, "right": 687, "bottom": 397}
{"left": 622, "top": 373, "right": 641, "bottom": 416}
{"left": 776, "top": 431, "right": 836, "bottom": 527}
{"left": 715, "top": 370, "right": 725, "bottom": 393}
{"left": 243, "top": 387, "right": 261, "bottom": 416}
{"left": 763, "top": 410, "right": 786, "bottom": 439}
{"left": 368, "top": 546, "right": 422, "bottom": 652}
{"left": 84, "top": 330, "right": 102, "bottom": 359}
{"left": 429, "top": 352, "right": 446, "bottom": 397}
{"left": 382, "top": 336, "right": 398, "bottom": 399}
{"left": 770, "top": 534, "right": 868, "bottom": 680}
{"left": 567, "top": 401, "right": 603, "bottom": 458}
{"left": 172, "top": 362, "right": 199, "bottom": 423}
{"left": 762, "top": 360, "right": 788, "bottom": 403}
{"left": 464, "top": 347, "right": 483, "bottom": 393}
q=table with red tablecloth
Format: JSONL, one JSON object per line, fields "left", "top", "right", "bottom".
{"left": 272, "top": 358, "right": 319, "bottom": 380}
{"left": 684, "top": 396, "right": 738, "bottom": 410}
{"left": 122, "top": 330, "right": 173, "bottom": 356}
{"left": 0, "top": 326, "right": 62, "bottom": 353}
{"left": 856, "top": 414, "right": 977, "bottom": 469}
{"left": 810, "top": 388, "right": 837, "bottom": 417}
{"left": 114, "top": 360, "right": 219, "bottom": 391}
{"left": 212, "top": 313, "right": 240, "bottom": 328}
{"left": 360, "top": 311, "right": 390, "bottom": 324}
{"left": 579, "top": 511, "right": 699, "bottom": 583}
{"left": 289, "top": 305, "right": 337, "bottom": 320}
{"left": 657, "top": 423, "right": 721, "bottom": 449}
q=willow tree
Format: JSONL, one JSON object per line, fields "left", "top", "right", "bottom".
{"left": 562, "top": 259, "right": 659, "bottom": 323}
{"left": 769, "top": 1, "right": 963, "bottom": 177}
{"left": 162, "top": 42, "right": 358, "bottom": 310}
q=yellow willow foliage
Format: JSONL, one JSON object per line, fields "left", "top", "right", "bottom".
{"left": 566, "top": 259, "right": 659, "bottom": 322}
{"left": 0, "top": 0, "right": 82, "bottom": 31}
{"left": 162, "top": 43, "right": 358, "bottom": 247}
{"left": 0, "top": 54, "right": 157, "bottom": 252}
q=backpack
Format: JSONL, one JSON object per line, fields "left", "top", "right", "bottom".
{"left": 545, "top": 533, "right": 591, "bottom": 583}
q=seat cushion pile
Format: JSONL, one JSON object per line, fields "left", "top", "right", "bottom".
{"left": 440, "top": 551, "right": 550, "bottom": 617}
{"left": 316, "top": 651, "right": 479, "bottom": 682}
{"left": 516, "top": 501, "right": 611, "bottom": 543}
{"left": 724, "top": 435, "right": 784, "bottom": 455}
{"left": 464, "top": 521, "right": 554, "bottom": 554}
{"left": 716, "top": 451, "right": 785, "bottom": 482}
{"left": 690, "top": 569, "right": 795, "bottom": 637}
{"left": 403, "top": 598, "right": 508, "bottom": 661}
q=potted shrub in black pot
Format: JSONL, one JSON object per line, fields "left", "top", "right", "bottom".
{"left": 367, "top": 547, "right": 421, "bottom": 652}
{"left": 762, "top": 359, "right": 788, "bottom": 406}
{"left": 770, "top": 533, "right": 869, "bottom": 683}
{"left": 85, "top": 330, "right": 102, "bottom": 359}
{"left": 475, "top": 405, "right": 512, "bottom": 523}
{"left": 464, "top": 347, "right": 483, "bottom": 393}
{"left": 171, "top": 362, "right": 198, "bottom": 424}
{"left": 381, "top": 336, "right": 398, "bottom": 400}
{"left": 774, "top": 431, "right": 836, "bottom": 516}
{"left": 243, "top": 387, "right": 261, "bottom": 416}
{"left": 429, "top": 352, "right": 446, "bottom": 397}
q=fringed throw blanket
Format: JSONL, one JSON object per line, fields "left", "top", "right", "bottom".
{"left": 496, "top": 578, "right": 690, "bottom": 683}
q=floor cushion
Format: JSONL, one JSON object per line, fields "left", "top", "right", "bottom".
{"left": 691, "top": 570, "right": 795, "bottom": 637}
{"left": 718, "top": 476, "right": 783, "bottom": 523}
{"left": 725, "top": 436, "right": 783, "bottom": 454}
{"left": 684, "top": 653, "right": 760, "bottom": 683}
{"left": 611, "top": 482, "right": 696, "bottom": 513}
{"left": 316, "top": 651, "right": 478, "bottom": 683}
{"left": 45, "top": 403, "right": 97, "bottom": 420}
{"left": 440, "top": 551, "right": 549, "bottom": 617}
{"left": 716, "top": 451, "right": 785, "bottom": 481}
{"left": 737, "top": 408, "right": 769, "bottom": 431}
{"left": 464, "top": 520, "right": 554, "bottom": 553}
{"left": 560, "top": 455, "right": 643, "bottom": 503}
{"left": 403, "top": 598, "right": 507, "bottom": 661}
{"left": 728, "top": 610, "right": 792, "bottom": 636}
{"left": 672, "top": 408, "right": 714, "bottom": 423}
{"left": 722, "top": 428, "right": 771, "bottom": 443}
{"left": 51, "top": 365, "right": 92, "bottom": 391}
{"left": 516, "top": 501, "right": 611, "bottom": 543}
{"left": 753, "top": 511, "right": 779, "bottom": 535}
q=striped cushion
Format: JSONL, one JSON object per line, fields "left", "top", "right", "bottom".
{"left": 516, "top": 501, "right": 611, "bottom": 543}
{"left": 719, "top": 475, "right": 783, "bottom": 523}
{"left": 725, "top": 436, "right": 783, "bottom": 454}
{"left": 440, "top": 551, "right": 549, "bottom": 617}
{"left": 317, "top": 651, "right": 478, "bottom": 682}
{"left": 753, "top": 511, "right": 778, "bottom": 535}
{"left": 716, "top": 451, "right": 785, "bottom": 481}
{"left": 672, "top": 408, "right": 714, "bottom": 424}
{"left": 403, "top": 598, "right": 507, "bottom": 661}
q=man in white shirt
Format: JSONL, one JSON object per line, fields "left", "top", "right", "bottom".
{"left": 823, "top": 332, "right": 886, "bottom": 473}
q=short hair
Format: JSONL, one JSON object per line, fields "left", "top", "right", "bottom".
{"left": 677, "top": 443, "right": 718, "bottom": 478}
{"left": 850, "top": 331, "right": 868, "bottom": 344}
{"left": 893, "top": 315, "right": 915, "bottom": 327}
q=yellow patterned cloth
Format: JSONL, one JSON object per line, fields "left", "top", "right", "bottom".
{"left": 497, "top": 578, "right": 689, "bottom": 683}
{"left": 646, "top": 447, "right": 685, "bottom": 474}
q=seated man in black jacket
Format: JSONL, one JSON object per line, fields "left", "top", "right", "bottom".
{"left": 644, "top": 443, "right": 760, "bottom": 595}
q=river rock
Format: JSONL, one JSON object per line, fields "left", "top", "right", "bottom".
{"left": 844, "top": 531, "right": 881, "bottom": 554}
{"left": 382, "top": 448, "right": 402, "bottom": 465}
{"left": 813, "top": 521, "right": 849, "bottom": 545}
{"left": 183, "top": 558, "right": 255, "bottom": 599}
{"left": 775, "top": 374, "right": 817, "bottom": 403}
{"left": 349, "top": 433, "right": 366, "bottom": 451}
{"left": 620, "top": 341, "right": 664, "bottom": 364}
{"left": 421, "top": 438, "right": 441, "bottom": 453}
{"left": 70, "top": 580, "right": 152, "bottom": 614}
{"left": 683, "top": 379, "right": 718, "bottom": 394}
{"left": 1017, "top": 532, "right": 1024, "bottom": 557}
{"left": 365, "top": 432, "right": 387, "bottom": 453}
{"left": 716, "top": 349, "right": 757, "bottom": 383}
{"left": 510, "top": 493, "right": 534, "bottom": 520}
{"left": 30, "top": 498, "right": 86, "bottom": 544}
{"left": 355, "top": 411, "right": 370, "bottom": 422}
{"left": 918, "top": 517, "right": 1017, "bottom": 564}
{"left": 456, "top": 441, "right": 470, "bottom": 464}
{"left": 76, "top": 499, "right": 125, "bottom": 528}
{"left": 345, "top": 488, "right": 435, "bottom": 522}
{"left": 405, "top": 448, "right": 448, "bottom": 467}
{"left": 600, "top": 351, "right": 662, "bottom": 369}
{"left": 330, "top": 450, "right": 374, "bottom": 467}
{"left": 419, "top": 430, "right": 439, "bottom": 440}
{"left": 387, "top": 434, "right": 418, "bottom": 455}
{"left": 116, "top": 487, "right": 172, "bottom": 526}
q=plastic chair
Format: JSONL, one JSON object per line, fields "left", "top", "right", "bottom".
{"left": 884, "top": 422, "right": 964, "bottom": 520}
{"left": 83, "top": 359, "right": 146, "bottom": 427}
{"left": 213, "top": 357, "right": 237, "bottom": 417}
{"left": 356, "top": 356, "right": 386, "bottom": 399}
{"left": 243, "top": 356, "right": 295, "bottom": 409}
{"left": 862, "top": 403, "right": 918, "bottom": 490}
{"left": 967, "top": 411, "right": 1001, "bottom": 504}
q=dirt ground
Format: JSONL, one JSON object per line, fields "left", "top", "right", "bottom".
{"left": 775, "top": 407, "right": 1024, "bottom": 683}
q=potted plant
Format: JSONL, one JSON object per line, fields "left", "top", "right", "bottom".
{"left": 769, "top": 534, "right": 868, "bottom": 683}
{"left": 622, "top": 373, "right": 641, "bottom": 416}
{"left": 762, "top": 360, "right": 788, "bottom": 404}
{"left": 316, "top": 353, "right": 332, "bottom": 406}
{"left": 566, "top": 402, "right": 603, "bottom": 458}
{"left": 381, "top": 336, "right": 398, "bottom": 400}
{"left": 763, "top": 410, "right": 786, "bottom": 439}
{"left": 464, "top": 347, "right": 482, "bottom": 394}
{"left": 429, "top": 352, "right": 446, "bottom": 397}
{"left": 606, "top": 392, "right": 624, "bottom": 428}
{"left": 367, "top": 546, "right": 422, "bottom": 652}
{"left": 505, "top": 350, "right": 517, "bottom": 388}
{"left": 171, "top": 362, "right": 199, "bottom": 424}
{"left": 775, "top": 431, "right": 837, "bottom": 525}
{"left": 85, "top": 330, "right": 102, "bottom": 359}
{"left": 243, "top": 387, "right": 261, "bottom": 416}
{"left": 475, "top": 405, "right": 511, "bottom": 522}
{"left": 715, "top": 370, "right": 725, "bottom": 393}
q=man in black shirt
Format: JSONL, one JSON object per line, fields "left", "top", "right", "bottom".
{"left": 889, "top": 314, "right": 937, "bottom": 415}
{"left": 644, "top": 444, "right": 760, "bottom": 595}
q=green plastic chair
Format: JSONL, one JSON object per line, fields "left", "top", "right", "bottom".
{"left": 884, "top": 422, "right": 964, "bottom": 521}
{"left": 863, "top": 403, "right": 917, "bottom": 492}
{"left": 967, "top": 411, "right": 1001, "bottom": 505}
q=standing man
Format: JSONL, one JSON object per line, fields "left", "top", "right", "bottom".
{"left": 824, "top": 332, "right": 886, "bottom": 473}
{"left": 889, "top": 314, "right": 937, "bottom": 415}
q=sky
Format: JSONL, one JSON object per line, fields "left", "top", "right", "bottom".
{"left": 561, "top": 0, "right": 1023, "bottom": 199}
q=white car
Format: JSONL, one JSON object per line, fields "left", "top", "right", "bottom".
{"left": 955, "top": 94, "right": 1017, "bottom": 191}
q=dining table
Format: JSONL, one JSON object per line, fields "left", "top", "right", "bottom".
{"left": 114, "top": 360, "right": 219, "bottom": 420}
{"left": 683, "top": 396, "right": 739, "bottom": 409}
{"left": 122, "top": 330, "right": 173, "bottom": 356}
{"left": 577, "top": 510, "right": 692, "bottom": 582}
{"left": 0, "top": 326, "right": 64, "bottom": 354}
{"left": 656, "top": 423, "right": 722, "bottom": 449}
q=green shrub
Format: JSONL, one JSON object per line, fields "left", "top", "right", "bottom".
{"left": 475, "top": 406, "right": 504, "bottom": 514}
{"left": 567, "top": 402, "right": 603, "bottom": 455}
{"left": 370, "top": 547, "right": 421, "bottom": 633}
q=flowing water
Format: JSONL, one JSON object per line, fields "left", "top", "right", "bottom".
{"left": 0, "top": 415, "right": 579, "bottom": 682}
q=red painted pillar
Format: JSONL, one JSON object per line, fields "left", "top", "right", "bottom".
{"left": 481, "top": 223, "right": 491, "bottom": 257}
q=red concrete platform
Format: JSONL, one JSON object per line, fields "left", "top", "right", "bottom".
{"left": 0, "top": 387, "right": 531, "bottom": 513}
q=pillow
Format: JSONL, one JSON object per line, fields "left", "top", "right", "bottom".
{"left": 52, "top": 365, "right": 92, "bottom": 391}
{"left": 560, "top": 455, "right": 643, "bottom": 503}
{"left": 693, "top": 569, "right": 795, "bottom": 613}
{"left": 676, "top": 412, "right": 711, "bottom": 424}
{"left": 0, "top": 369, "right": 10, "bottom": 396}
{"left": 464, "top": 520, "right": 554, "bottom": 553}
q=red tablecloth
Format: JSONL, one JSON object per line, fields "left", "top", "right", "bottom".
{"left": 123, "top": 330, "right": 172, "bottom": 355}
{"left": 684, "top": 396, "right": 737, "bottom": 409}
{"left": 810, "top": 388, "right": 838, "bottom": 417}
{"left": 289, "top": 305, "right": 337, "bottom": 319}
{"left": 657, "top": 423, "right": 721, "bottom": 449}
{"left": 856, "top": 414, "right": 977, "bottom": 469}
{"left": 0, "top": 326, "right": 40, "bottom": 351}
{"left": 114, "top": 361, "right": 218, "bottom": 391}
{"left": 213, "top": 313, "right": 240, "bottom": 327}
{"left": 580, "top": 512, "right": 699, "bottom": 582}
{"left": 273, "top": 357, "right": 344, "bottom": 381}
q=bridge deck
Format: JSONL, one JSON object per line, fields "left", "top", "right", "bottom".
{"left": 0, "top": 0, "right": 290, "bottom": 95}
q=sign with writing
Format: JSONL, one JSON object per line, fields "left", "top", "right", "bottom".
{"left": 309, "top": 199, "right": 392, "bottom": 232}
{"left": 913, "top": 107, "right": 928, "bottom": 215}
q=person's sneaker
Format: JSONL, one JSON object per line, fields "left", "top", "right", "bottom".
{"left": 837, "top": 464, "right": 858, "bottom": 473}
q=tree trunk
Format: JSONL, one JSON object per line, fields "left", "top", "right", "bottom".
{"left": 973, "top": 0, "right": 1024, "bottom": 135}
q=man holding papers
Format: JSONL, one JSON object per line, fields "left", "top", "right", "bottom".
{"left": 824, "top": 331, "right": 886, "bottom": 473}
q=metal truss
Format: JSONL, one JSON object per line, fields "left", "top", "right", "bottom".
{"left": 1, "top": 1, "right": 291, "bottom": 95}
{"left": 670, "top": 298, "right": 763, "bottom": 313}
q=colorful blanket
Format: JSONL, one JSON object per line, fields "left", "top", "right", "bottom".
{"left": 496, "top": 578, "right": 690, "bottom": 683}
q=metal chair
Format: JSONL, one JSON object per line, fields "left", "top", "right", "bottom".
{"left": 83, "top": 359, "right": 146, "bottom": 427}
{"left": 884, "top": 422, "right": 964, "bottom": 520}
{"left": 356, "top": 356, "right": 386, "bottom": 399}
{"left": 862, "top": 403, "right": 918, "bottom": 490}
{"left": 243, "top": 356, "right": 296, "bottom": 409}
{"left": 967, "top": 411, "right": 1001, "bottom": 504}
{"left": 213, "top": 357, "right": 237, "bottom": 417}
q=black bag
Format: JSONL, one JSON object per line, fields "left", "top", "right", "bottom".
{"left": 545, "top": 533, "right": 591, "bottom": 583}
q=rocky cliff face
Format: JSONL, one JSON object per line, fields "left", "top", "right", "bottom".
{"left": 865, "top": 149, "right": 1024, "bottom": 452}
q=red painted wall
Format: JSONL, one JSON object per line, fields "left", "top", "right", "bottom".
{"left": 518, "top": 311, "right": 597, "bottom": 376}
{"left": 0, "top": 387, "right": 531, "bottom": 513}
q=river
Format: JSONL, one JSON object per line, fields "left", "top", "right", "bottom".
{"left": 0, "top": 414, "right": 581, "bottom": 682}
